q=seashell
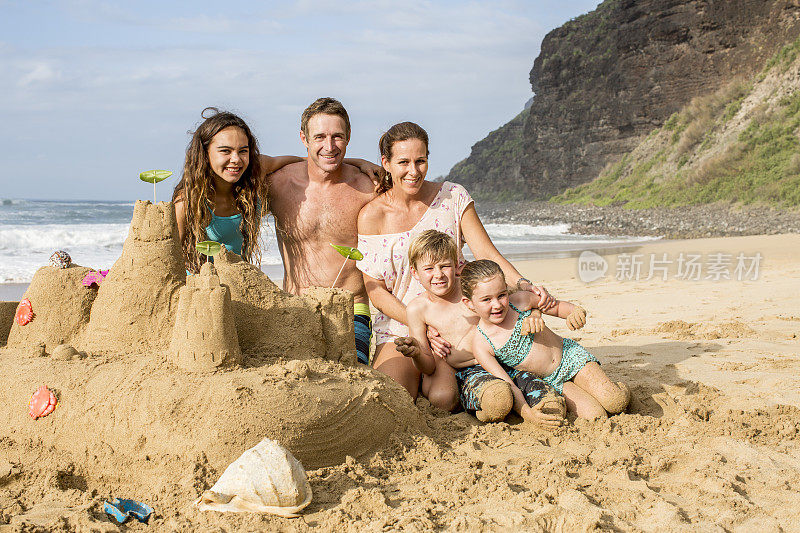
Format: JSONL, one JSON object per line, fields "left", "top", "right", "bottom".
{"left": 15, "top": 299, "right": 33, "bottom": 326}
{"left": 49, "top": 250, "right": 72, "bottom": 269}
{"left": 29, "top": 385, "right": 57, "bottom": 419}
{"left": 196, "top": 438, "right": 312, "bottom": 517}
{"left": 81, "top": 270, "right": 108, "bottom": 288}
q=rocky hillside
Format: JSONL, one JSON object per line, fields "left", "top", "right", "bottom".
{"left": 555, "top": 39, "right": 800, "bottom": 207}
{"left": 448, "top": 0, "right": 800, "bottom": 200}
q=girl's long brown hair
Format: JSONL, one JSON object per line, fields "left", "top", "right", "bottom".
{"left": 172, "top": 108, "right": 266, "bottom": 273}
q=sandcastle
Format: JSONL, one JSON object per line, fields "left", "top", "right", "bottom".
{"left": 5, "top": 264, "right": 96, "bottom": 354}
{"left": 169, "top": 262, "right": 241, "bottom": 371}
{"left": 0, "top": 200, "right": 421, "bottom": 498}
{"left": 82, "top": 201, "right": 186, "bottom": 352}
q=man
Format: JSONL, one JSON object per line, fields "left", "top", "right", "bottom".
{"left": 267, "top": 97, "right": 377, "bottom": 364}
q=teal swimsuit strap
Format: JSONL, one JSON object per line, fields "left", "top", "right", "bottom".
{"left": 476, "top": 303, "right": 532, "bottom": 355}
{"left": 476, "top": 324, "right": 498, "bottom": 353}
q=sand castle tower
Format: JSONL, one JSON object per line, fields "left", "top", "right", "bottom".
{"left": 214, "top": 247, "right": 329, "bottom": 359}
{"left": 304, "top": 287, "right": 356, "bottom": 365}
{"left": 82, "top": 201, "right": 186, "bottom": 353}
{"left": 5, "top": 265, "right": 96, "bottom": 354}
{"left": 169, "top": 262, "right": 241, "bottom": 371}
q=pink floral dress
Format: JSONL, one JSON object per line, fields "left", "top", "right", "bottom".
{"left": 357, "top": 182, "right": 474, "bottom": 345}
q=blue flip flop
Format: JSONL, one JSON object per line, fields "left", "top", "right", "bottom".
{"left": 103, "top": 498, "right": 154, "bottom": 524}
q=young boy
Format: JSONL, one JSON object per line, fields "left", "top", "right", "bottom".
{"left": 395, "top": 230, "right": 565, "bottom": 427}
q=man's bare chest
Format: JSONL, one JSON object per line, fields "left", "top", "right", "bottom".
{"left": 271, "top": 187, "right": 366, "bottom": 243}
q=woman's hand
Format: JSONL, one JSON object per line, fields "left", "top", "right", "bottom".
{"left": 426, "top": 325, "right": 451, "bottom": 358}
{"left": 566, "top": 306, "right": 587, "bottom": 330}
{"left": 520, "top": 281, "right": 556, "bottom": 311}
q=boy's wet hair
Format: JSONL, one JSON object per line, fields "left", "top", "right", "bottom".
{"left": 409, "top": 230, "right": 458, "bottom": 270}
{"left": 460, "top": 259, "right": 504, "bottom": 299}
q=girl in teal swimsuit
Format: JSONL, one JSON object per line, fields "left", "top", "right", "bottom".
{"left": 462, "top": 259, "right": 631, "bottom": 421}
{"left": 172, "top": 108, "right": 297, "bottom": 273}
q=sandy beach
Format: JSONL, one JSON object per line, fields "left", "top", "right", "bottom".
{"left": 1, "top": 232, "right": 799, "bottom": 531}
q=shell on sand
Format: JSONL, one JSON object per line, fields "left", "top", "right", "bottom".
{"left": 197, "top": 438, "right": 312, "bottom": 517}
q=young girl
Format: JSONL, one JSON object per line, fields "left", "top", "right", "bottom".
{"left": 462, "top": 259, "right": 630, "bottom": 421}
{"left": 173, "top": 108, "right": 378, "bottom": 272}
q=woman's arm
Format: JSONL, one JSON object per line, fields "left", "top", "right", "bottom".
{"left": 362, "top": 272, "right": 407, "bottom": 324}
{"left": 460, "top": 204, "right": 556, "bottom": 309}
{"left": 259, "top": 155, "right": 305, "bottom": 176}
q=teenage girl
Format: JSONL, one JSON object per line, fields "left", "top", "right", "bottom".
{"left": 173, "top": 108, "right": 378, "bottom": 272}
{"left": 462, "top": 259, "right": 630, "bottom": 421}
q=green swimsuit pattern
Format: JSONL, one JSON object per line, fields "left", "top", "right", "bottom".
{"left": 477, "top": 303, "right": 599, "bottom": 394}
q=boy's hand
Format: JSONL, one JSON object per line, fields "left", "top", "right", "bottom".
{"left": 426, "top": 325, "right": 451, "bottom": 358}
{"left": 394, "top": 336, "right": 420, "bottom": 359}
{"left": 520, "top": 309, "right": 545, "bottom": 336}
{"left": 521, "top": 399, "right": 564, "bottom": 429}
{"left": 566, "top": 307, "right": 587, "bottom": 330}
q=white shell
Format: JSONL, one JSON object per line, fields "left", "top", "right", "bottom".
{"left": 196, "top": 438, "right": 312, "bottom": 517}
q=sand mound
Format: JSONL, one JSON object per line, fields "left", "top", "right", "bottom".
{"left": 82, "top": 201, "right": 186, "bottom": 352}
{"left": 5, "top": 265, "right": 96, "bottom": 353}
{"left": 0, "top": 352, "right": 420, "bottom": 479}
{"left": 0, "top": 301, "right": 17, "bottom": 346}
{"left": 653, "top": 319, "right": 756, "bottom": 340}
{"left": 214, "top": 248, "right": 328, "bottom": 359}
{"left": 170, "top": 262, "right": 241, "bottom": 371}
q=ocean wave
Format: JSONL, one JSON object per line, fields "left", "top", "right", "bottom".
{"left": 482, "top": 223, "right": 571, "bottom": 237}
{"left": 0, "top": 224, "right": 128, "bottom": 252}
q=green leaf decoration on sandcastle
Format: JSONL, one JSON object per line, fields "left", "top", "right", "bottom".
{"left": 330, "top": 244, "right": 364, "bottom": 261}
{"left": 329, "top": 243, "right": 363, "bottom": 288}
{"left": 196, "top": 240, "right": 222, "bottom": 259}
{"left": 139, "top": 169, "right": 173, "bottom": 204}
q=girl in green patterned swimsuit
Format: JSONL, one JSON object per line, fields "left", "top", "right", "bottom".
{"left": 463, "top": 260, "right": 631, "bottom": 421}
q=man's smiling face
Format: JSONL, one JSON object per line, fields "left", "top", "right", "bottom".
{"left": 301, "top": 113, "right": 349, "bottom": 173}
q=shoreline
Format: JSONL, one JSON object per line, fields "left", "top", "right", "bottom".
{"left": 477, "top": 200, "right": 800, "bottom": 239}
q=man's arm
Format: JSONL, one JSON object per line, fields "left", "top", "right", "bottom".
{"left": 260, "top": 155, "right": 305, "bottom": 176}
{"left": 344, "top": 158, "right": 382, "bottom": 187}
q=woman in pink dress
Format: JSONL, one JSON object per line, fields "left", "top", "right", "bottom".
{"left": 357, "top": 121, "right": 554, "bottom": 405}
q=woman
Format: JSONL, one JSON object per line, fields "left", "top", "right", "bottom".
{"left": 357, "top": 121, "right": 554, "bottom": 403}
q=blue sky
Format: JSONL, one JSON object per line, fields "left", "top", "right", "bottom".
{"left": 1, "top": 0, "right": 600, "bottom": 201}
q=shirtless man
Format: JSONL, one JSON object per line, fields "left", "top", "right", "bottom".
{"left": 267, "top": 98, "right": 377, "bottom": 364}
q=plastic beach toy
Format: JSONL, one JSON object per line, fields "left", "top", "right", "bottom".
{"left": 329, "top": 243, "right": 363, "bottom": 288}
{"left": 15, "top": 299, "right": 33, "bottom": 326}
{"left": 29, "top": 385, "right": 57, "bottom": 419}
{"left": 81, "top": 270, "right": 109, "bottom": 288}
{"left": 104, "top": 498, "right": 154, "bottom": 524}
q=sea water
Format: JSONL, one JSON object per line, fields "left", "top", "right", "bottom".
{"left": 0, "top": 199, "right": 656, "bottom": 283}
